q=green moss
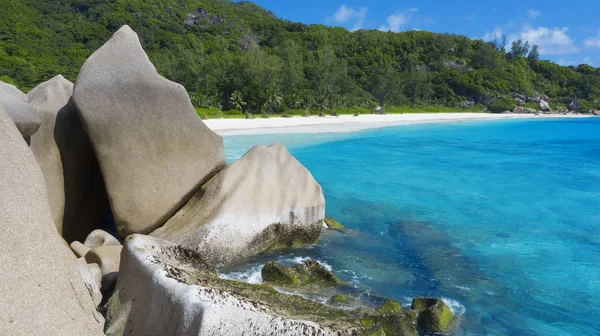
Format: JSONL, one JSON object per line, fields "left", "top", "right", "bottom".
{"left": 252, "top": 222, "right": 322, "bottom": 253}
{"left": 377, "top": 300, "right": 403, "bottom": 313}
{"left": 324, "top": 217, "right": 345, "bottom": 229}
{"left": 361, "top": 311, "right": 417, "bottom": 336}
{"left": 361, "top": 316, "right": 376, "bottom": 328}
{"left": 411, "top": 298, "right": 454, "bottom": 332}
{"left": 262, "top": 258, "right": 340, "bottom": 288}
{"left": 329, "top": 294, "right": 348, "bottom": 304}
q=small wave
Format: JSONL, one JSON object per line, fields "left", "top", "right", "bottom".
{"left": 441, "top": 296, "right": 466, "bottom": 316}
{"left": 452, "top": 284, "right": 472, "bottom": 291}
{"left": 219, "top": 265, "right": 263, "bottom": 284}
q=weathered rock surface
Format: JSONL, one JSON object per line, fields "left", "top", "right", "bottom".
{"left": 0, "top": 107, "right": 103, "bottom": 335}
{"left": 71, "top": 240, "right": 92, "bottom": 258}
{"left": 104, "top": 235, "right": 410, "bottom": 336}
{"left": 262, "top": 259, "right": 340, "bottom": 288}
{"left": 411, "top": 298, "right": 454, "bottom": 332}
{"left": 75, "top": 258, "right": 103, "bottom": 306}
{"left": 84, "top": 229, "right": 121, "bottom": 247}
{"left": 73, "top": 25, "right": 225, "bottom": 236}
{"left": 151, "top": 143, "right": 325, "bottom": 267}
{"left": 28, "top": 75, "right": 109, "bottom": 242}
{"left": 0, "top": 80, "right": 40, "bottom": 137}
{"left": 84, "top": 245, "right": 122, "bottom": 292}
{"left": 539, "top": 100, "right": 552, "bottom": 112}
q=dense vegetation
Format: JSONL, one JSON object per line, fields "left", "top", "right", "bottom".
{"left": 2, "top": 0, "right": 600, "bottom": 115}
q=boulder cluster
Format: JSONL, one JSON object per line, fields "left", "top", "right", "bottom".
{"left": 0, "top": 25, "right": 327, "bottom": 335}
{"left": 0, "top": 25, "right": 456, "bottom": 336}
{"left": 504, "top": 93, "right": 599, "bottom": 115}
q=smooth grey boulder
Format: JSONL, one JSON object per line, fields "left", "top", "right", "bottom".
{"left": 105, "top": 235, "right": 366, "bottom": 336}
{"left": 84, "top": 229, "right": 121, "bottom": 248}
{"left": 151, "top": 143, "right": 325, "bottom": 267}
{"left": 539, "top": 100, "right": 552, "bottom": 112}
{"left": 73, "top": 25, "right": 225, "bottom": 236}
{"left": 0, "top": 81, "right": 40, "bottom": 137}
{"left": 28, "top": 75, "right": 109, "bottom": 243}
{"left": 84, "top": 245, "right": 122, "bottom": 292}
{"left": 0, "top": 107, "right": 103, "bottom": 335}
{"left": 75, "top": 258, "right": 103, "bottom": 306}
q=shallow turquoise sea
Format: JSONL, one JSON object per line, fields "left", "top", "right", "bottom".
{"left": 221, "top": 118, "right": 600, "bottom": 335}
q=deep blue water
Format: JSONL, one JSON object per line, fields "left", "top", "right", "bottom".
{"left": 221, "top": 118, "right": 600, "bottom": 335}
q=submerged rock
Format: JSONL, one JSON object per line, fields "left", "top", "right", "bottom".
{"left": 261, "top": 258, "right": 340, "bottom": 288}
{"left": 324, "top": 216, "right": 345, "bottom": 229}
{"left": 411, "top": 297, "right": 454, "bottom": 332}
{"left": 28, "top": 75, "right": 108, "bottom": 242}
{"left": 151, "top": 143, "right": 325, "bottom": 267}
{"left": 104, "top": 235, "right": 415, "bottom": 336}
{"left": 329, "top": 294, "right": 349, "bottom": 304}
{"left": 73, "top": 25, "right": 225, "bottom": 236}
{"left": 0, "top": 80, "right": 41, "bottom": 138}
{"left": 0, "top": 107, "right": 103, "bottom": 335}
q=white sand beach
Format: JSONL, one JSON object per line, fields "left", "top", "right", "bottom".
{"left": 205, "top": 113, "right": 592, "bottom": 135}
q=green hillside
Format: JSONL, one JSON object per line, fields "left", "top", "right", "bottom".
{"left": 1, "top": 0, "right": 599, "bottom": 114}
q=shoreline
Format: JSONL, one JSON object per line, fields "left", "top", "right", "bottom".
{"left": 205, "top": 113, "right": 593, "bottom": 136}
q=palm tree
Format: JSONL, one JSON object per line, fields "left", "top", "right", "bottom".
{"left": 230, "top": 91, "right": 247, "bottom": 112}
{"left": 263, "top": 89, "right": 284, "bottom": 115}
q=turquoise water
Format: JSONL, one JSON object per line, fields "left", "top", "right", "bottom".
{"left": 221, "top": 118, "right": 600, "bottom": 335}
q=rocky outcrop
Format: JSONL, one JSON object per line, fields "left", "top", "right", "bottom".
{"left": 105, "top": 235, "right": 413, "bottom": 336}
{"left": 411, "top": 298, "right": 454, "bottom": 332}
{"left": 0, "top": 80, "right": 40, "bottom": 138}
{"left": 261, "top": 259, "right": 340, "bottom": 288}
{"left": 73, "top": 25, "right": 225, "bottom": 236}
{"left": 151, "top": 143, "right": 325, "bottom": 267}
{"left": 567, "top": 97, "right": 580, "bottom": 112}
{"left": 0, "top": 107, "right": 103, "bottom": 335}
{"left": 28, "top": 75, "right": 109, "bottom": 242}
{"left": 539, "top": 100, "right": 552, "bottom": 112}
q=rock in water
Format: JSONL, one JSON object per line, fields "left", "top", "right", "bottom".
{"left": 151, "top": 143, "right": 325, "bottom": 267}
{"left": 0, "top": 80, "right": 41, "bottom": 137}
{"left": 105, "top": 235, "right": 414, "bottom": 336}
{"left": 0, "top": 107, "right": 103, "bottom": 335}
{"left": 262, "top": 259, "right": 340, "bottom": 287}
{"left": 73, "top": 25, "right": 225, "bottom": 236}
{"left": 28, "top": 75, "right": 109, "bottom": 242}
{"left": 411, "top": 298, "right": 454, "bottom": 332}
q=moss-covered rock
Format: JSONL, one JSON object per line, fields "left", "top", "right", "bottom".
{"left": 324, "top": 216, "right": 345, "bottom": 229}
{"left": 329, "top": 294, "right": 349, "bottom": 304}
{"left": 361, "top": 310, "right": 417, "bottom": 336}
{"left": 377, "top": 299, "right": 403, "bottom": 313}
{"left": 411, "top": 297, "right": 454, "bottom": 332}
{"left": 262, "top": 258, "right": 340, "bottom": 288}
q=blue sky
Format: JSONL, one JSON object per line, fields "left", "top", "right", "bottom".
{"left": 247, "top": 0, "right": 600, "bottom": 66}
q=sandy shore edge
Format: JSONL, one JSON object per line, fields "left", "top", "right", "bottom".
{"left": 205, "top": 113, "right": 593, "bottom": 136}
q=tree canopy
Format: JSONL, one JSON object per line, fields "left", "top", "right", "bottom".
{"left": 1, "top": 0, "right": 599, "bottom": 113}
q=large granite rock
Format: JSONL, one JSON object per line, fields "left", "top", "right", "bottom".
{"left": 0, "top": 80, "right": 40, "bottom": 137}
{"left": 73, "top": 25, "right": 225, "bottom": 236}
{"left": 539, "top": 100, "right": 552, "bottom": 112}
{"left": 151, "top": 143, "right": 325, "bottom": 267}
{"left": 28, "top": 75, "right": 109, "bottom": 242}
{"left": 0, "top": 107, "right": 103, "bottom": 335}
{"left": 105, "top": 235, "right": 414, "bottom": 336}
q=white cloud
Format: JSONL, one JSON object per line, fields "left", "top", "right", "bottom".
{"left": 584, "top": 32, "right": 600, "bottom": 48}
{"left": 379, "top": 13, "right": 406, "bottom": 32}
{"left": 512, "top": 26, "right": 578, "bottom": 55}
{"left": 327, "top": 5, "right": 368, "bottom": 31}
{"left": 483, "top": 28, "right": 504, "bottom": 41}
{"left": 557, "top": 58, "right": 575, "bottom": 66}
{"left": 408, "top": 7, "right": 419, "bottom": 12}
{"left": 527, "top": 9, "right": 541, "bottom": 18}
{"left": 582, "top": 57, "right": 593, "bottom": 65}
